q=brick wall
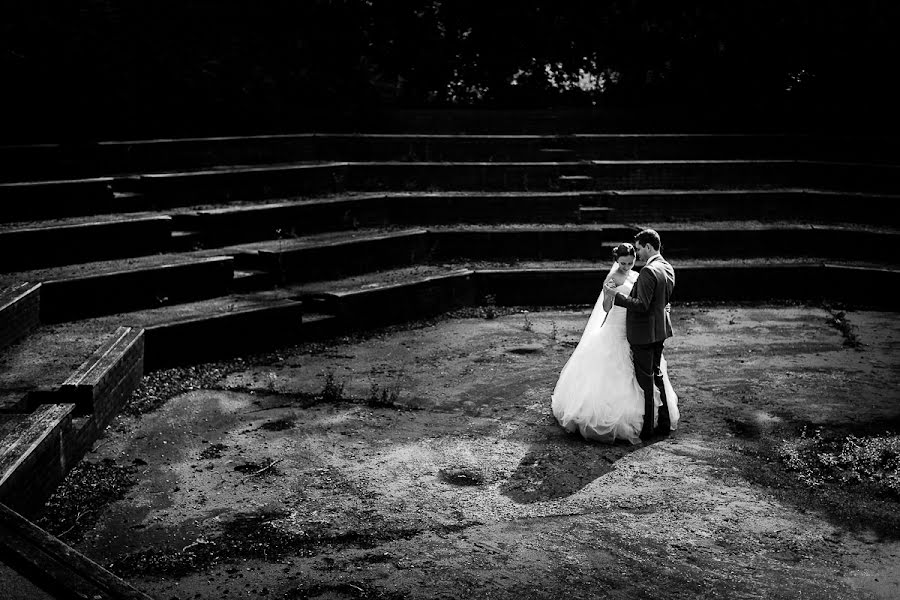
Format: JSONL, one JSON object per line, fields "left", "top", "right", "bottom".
{"left": 0, "top": 282, "right": 40, "bottom": 352}
{"left": 0, "top": 404, "right": 74, "bottom": 518}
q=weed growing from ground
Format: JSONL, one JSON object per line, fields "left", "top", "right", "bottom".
{"left": 522, "top": 311, "right": 533, "bottom": 332}
{"left": 481, "top": 294, "right": 497, "bottom": 320}
{"left": 321, "top": 369, "right": 345, "bottom": 403}
{"left": 367, "top": 381, "right": 400, "bottom": 408}
{"left": 825, "top": 310, "right": 863, "bottom": 349}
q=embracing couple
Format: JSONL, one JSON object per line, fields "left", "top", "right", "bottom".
{"left": 551, "top": 228, "right": 680, "bottom": 444}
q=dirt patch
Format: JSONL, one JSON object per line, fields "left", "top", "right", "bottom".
{"left": 43, "top": 305, "right": 900, "bottom": 599}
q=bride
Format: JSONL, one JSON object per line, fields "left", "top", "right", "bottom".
{"left": 551, "top": 243, "right": 679, "bottom": 444}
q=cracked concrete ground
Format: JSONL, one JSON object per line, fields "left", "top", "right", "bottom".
{"left": 30, "top": 304, "right": 900, "bottom": 599}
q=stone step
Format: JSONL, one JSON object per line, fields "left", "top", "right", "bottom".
{"left": 234, "top": 229, "right": 432, "bottom": 283}
{"left": 181, "top": 191, "right": 604, "bottom": 244}
{"left": 0, "top": 502, "right": 154, "bottom": 599}
{"left": 0, "top": 404, "right": 76, "bottom": 514}
{"left": 37, "top": 256, "right": 235, "bottom": 323}
{"left": 5, "top": 161, "right": 897, "bottom": 228}
{"left": 426, "top": 226, "right": 632, "bottom": 261}
{"left": 0, "top": 216, "right": 174, "bottom": 272}
{"left": 0, "top": 282, "right": 40, "bottom": 352}
{"left": 588, "top": 160, "right": 900, "bottom": 193}
{"left": 290, "top": 259, "right": 900, "bottom": 328}
{"left": 136, "top": 161, "right": 345, "bottom": 205}
{"left": 343, "top": 161, "right": 587, "bottom": 191}
{"left": 578, "top": 206, "right": 616, "bottom": 223}
{"left": 1, "top": 221, "right": 894, "bottom": 328}
{"left": 236, "top": 224, "right": 899, "bottom": 285}
{"left": 581, "top": 188, "right": 900, "bottom": 223}
{"left": 0, "top": 288, "right": 306, "bottom": 408}
{"left": 5, "top": 134, "right": 899, "bottom": 182}
{"left": 0, "top": 178, "right": 116, "bottom": 223}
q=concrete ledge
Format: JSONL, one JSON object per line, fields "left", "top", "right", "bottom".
{"left": 6, "top": 133, "right": 899, "bottom": 181}
{"left": 472, "top": 263, "right": 898, "bottom": 309}
{"left": 0, "top": 282, "right": 40, "bottom": 352}
{"left": 589, "top": 160, "right": 804, "bottom": 190}
{"left": 0, "top": 178, "right": 115, "bottom": 223}
{"left": 136, "top": 162, "right": 346, "bottom": 205}
{"left": 381, "top": 191, "right": 599, "bottom": 225}
{"left": 40, "top": 256, "right": 236, "bottom": 323}
{"left": 59, "top": 327, "right": 145, "bottom": 421}
{"left": 802, "top": 161, "right": 900, "bottom": 193}
{"left": 322, "top": 270, "right": 477, "bottom": 328}
{"left": 111, "top": 159, "right": 900, "bottom": 200}
{"left": 659, "top": 226, "right": 899, "bottom": 259}
{"left": 184, "top": 194, "right": 391, "bottom": 244}
{"left": 239, "top": 230, "right": 431, "bottom": 283}
{"left": 143, "top": 300, "right": 304, "bottom": 370}
{"left": 345, "top": 161, "right": 585, "bottom": 191}
{"left": 474, "top": 268, "right": 608, "bottom": 306}
{"left": 428, "top": 227, "right": 633, "bottom": 261}
{"left": 0, "top": 216, "right": 173, "bottom": 272}
{"left": 0, "top": 404, "right": 75, "bottom": 515}
{"left": 0, "top": 502, "right": 154, "bottom": 599}
{"left": 237, "top": 226, "right": 898, "bottom": 289}
{"left": 584, "top": 189, "right": 900, "bottom": 223}
{"left": 588, "top": 160, "right": 900, "bottom": 192}
{"left": 183, "top": 191, "right": 606, "bottom": 245}
{"left": 821, "top": 264, "right": 900, "bottom": 307}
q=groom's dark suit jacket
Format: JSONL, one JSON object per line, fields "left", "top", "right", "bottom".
{"left": 613, "top": 255, "right": 675, "bottom": 345}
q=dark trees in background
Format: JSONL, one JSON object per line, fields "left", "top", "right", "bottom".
{"left": 1, "top": 1, "right": 898, "bottom": 140}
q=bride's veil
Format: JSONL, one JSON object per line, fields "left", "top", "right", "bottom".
{"left": 579, "top": 263, "right": 618, "bottom": 340}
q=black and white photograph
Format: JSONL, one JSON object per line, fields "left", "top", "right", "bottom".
{"left": 1, "top": 3, "right": 899, "bottom": 599}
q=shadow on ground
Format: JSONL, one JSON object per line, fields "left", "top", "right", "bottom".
{"left": 501, "top": 423, "right": 640, "bottom": 503}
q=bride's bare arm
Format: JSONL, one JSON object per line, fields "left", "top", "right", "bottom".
{"left": 602, "top": 277, "right": 615, "bottom": 312}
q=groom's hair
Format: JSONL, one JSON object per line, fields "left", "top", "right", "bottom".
{"left": 635, "top": 229, "right": 661, "bottom": 251}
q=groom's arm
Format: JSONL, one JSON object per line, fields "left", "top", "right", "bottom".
{"left": 613, "top": 270, "right": 655, "bottom": 313}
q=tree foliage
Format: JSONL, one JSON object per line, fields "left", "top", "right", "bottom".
{"left": 2, "top": 1, "right": 898, "bottom": 139}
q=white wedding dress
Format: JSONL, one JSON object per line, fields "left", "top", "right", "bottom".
{"left": 551, "top": 277, "right": 680, "bottom": 444}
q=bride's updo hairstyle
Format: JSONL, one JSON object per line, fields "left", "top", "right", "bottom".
{"left": 612, "top": 243, "right": 636, "bottom": 260}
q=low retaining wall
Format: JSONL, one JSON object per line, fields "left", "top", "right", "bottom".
{"left": 40, "top": 256, "right": 236, "bottom": 323}
{"left": 238, "top": 230, "right": 432, "bottom": 283}
{"left": 0, "top": 404, "right": 75, "bottom": 516}
{"left": 0, "top": 216, "right": 173, "bottom": 272}
{"left": 344, "top": 162, "right": 585, "bottom": 191}
{"left": 142, "top": 300, "right": 304, "bottom": 370}
{"left": 136, "top": 162, "right": 346, "bottom": 206}
{"left": 0, "top": 502, "right": 155, "bottom": 599}
{"left": 325, "top": 270, "right": 478, "bottom": 328}
{"left": 17, "top": 132, "right": 899, "bottom": 181}
{"left": 585, "top": 189, "right": 900, "bottom": 223}
{"left": 59, "top": 327, "right": 145, "bottom": 424}
{"left": 0, "top": 283, "right": 40, "bottom": 352}
{"left": 0, "top": 178, "right": 115, "bottom": 223}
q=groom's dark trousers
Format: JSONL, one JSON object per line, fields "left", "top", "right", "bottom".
{"left": 631, "top": 341, "right": 670, "bottom": 435}
{"left": 613, "top": 254, "right": 675, "bottom": 437}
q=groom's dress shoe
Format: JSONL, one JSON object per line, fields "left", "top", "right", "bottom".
{"left": 657, "top": 410, "right": 671, "bottom": 434}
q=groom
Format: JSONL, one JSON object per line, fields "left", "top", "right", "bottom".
{"left": 604, "top": 229, "right": 675, "bottom": 440}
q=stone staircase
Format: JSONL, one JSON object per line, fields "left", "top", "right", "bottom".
{"left": 1, "top": 132, "right": 899, "bottom": 528}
